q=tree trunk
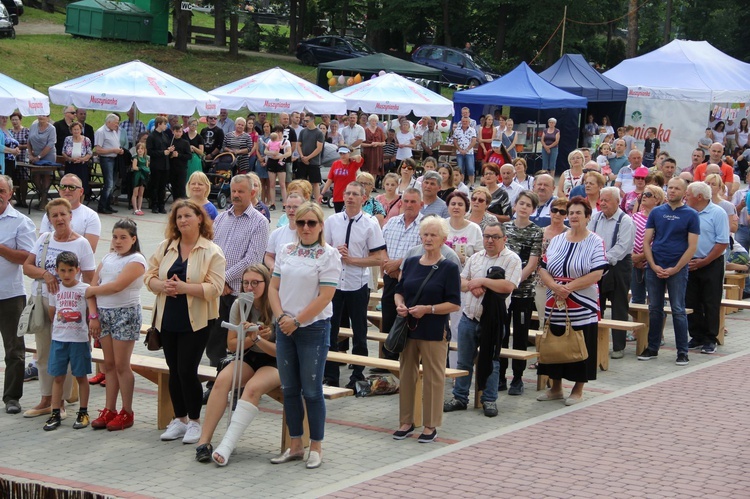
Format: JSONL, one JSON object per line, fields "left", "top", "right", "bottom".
{"left": 442, "top": 0, "right": 451, "bottom": 47}
{"left": 288, "top": 0, "right": 297, "bottom": 53}
{"left": 229, "top": 12, "right": 238, "bottom": 56}
{"left": 297, "top": 0, "right": 306, "bottom": 44}
{"left": 663, "top": 0, "right": 672, "bottom": 45}
{"left": 493, "top": 5, "right": 507, "bottom": 60}
{"left": 173, "top": 0, "right": 189, "bottom": 52}
{"left": 605, "top": 22, "right": 613, "bottom": 67}
{"left": 214, "top": 0, "right": 227, "bottom": 47}
{"left": 340, "top": 0, "right": 348, "bottom": 37}
{"left": 626, "top": 0, "right": 638, "bottom": 58}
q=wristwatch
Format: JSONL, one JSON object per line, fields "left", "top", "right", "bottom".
{"left": 293, "top": 318, "right": 301, "bottom": 328}
{"left": 88, "top": 313, "right": 99, "bottom": 320}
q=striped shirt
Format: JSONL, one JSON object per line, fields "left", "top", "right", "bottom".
{"left": 542, "top": 232, "right": 608, "bottom": 327}
{"left": 382, "top": 213, "right": 423, "bottom": 261}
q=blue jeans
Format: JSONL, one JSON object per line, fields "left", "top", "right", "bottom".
{"left": 735, "top": 224, "right": 750, "bottom": 294}
{"left": 631, "top": 266, "right": 647, "bottom": 304}
{"left": 98, "top": 156, "right": 116, "bottom": 210}
{"left": 275, "top": 318, "right": 330, "bottom": 442}
{"left": 645, "top": 266, "right": 688, "bottom": 355}
{"left": 541, "top": 146, "right": 558, "bottom": 171}
{"left": 452, "top": 315, "right": 499, "bottom": 404}
{"left": 456, "top": 154, "right": 475, "bottom": 179}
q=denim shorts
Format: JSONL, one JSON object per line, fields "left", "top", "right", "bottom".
{"left": 48, "top": 340, "right": 92, "bottom": 377}
{"left": 100, "top": 306, "right": 142, "bottom": 341}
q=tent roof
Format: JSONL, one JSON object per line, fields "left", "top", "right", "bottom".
{"left": 453, "top": 62, "right": 587, "bottom": 110}
{"left": 604, "top": 40, "right": 750, "bottom": 93}
{"left": 318, "top": 53, "right": 442, "bottom": 79}
{"left": 0, "top": 72, "right": 50, "bottom": 116}
{"left": 539, "top": 54, "right": 627, "bottom": 102}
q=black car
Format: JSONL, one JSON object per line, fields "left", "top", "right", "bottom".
{"left": 412, "top": 44, "right": 499, "bottom": 86}
{"left": 296, "top": 35, "right": 375, "bottom": 66}
{"left": 0, "top": 5, "right": 14, "bottom": 38}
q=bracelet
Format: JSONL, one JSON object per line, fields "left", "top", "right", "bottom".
{"left": 278, "top": 313, "right": 290, "bottom": 321}
{"left": 253, "top": 335, "right": 261, "bottom": 344}
{"left": 431, "top": 305, "right": 435, "bottom": 315}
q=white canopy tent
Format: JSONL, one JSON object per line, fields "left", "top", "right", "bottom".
{"left": 604, "top": 40, "right": 750, "bottom": 168}
{"left": 49, "top": 60, "right": 220, "bottom": 116}
{"left": 209, "top": 67, "right": 347, "bottom": 115}
{"left": 0, "top": 72, "right": 50, "bottom": 116}
{"left": 333, "top": 72, "right": 454, "bottom": 117}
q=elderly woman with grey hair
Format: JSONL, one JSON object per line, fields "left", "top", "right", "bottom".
{"left": 362, "top": 114, "right": 386, "bottom": 178}
{"left": 393, "top": 216, "right": 461, "bottom": 443}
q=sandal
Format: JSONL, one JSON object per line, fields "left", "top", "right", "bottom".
{"left": 529, "top": 361, "right": 538, "bottom": 370}
{"left": 195, "top": 443, "right": 213, "bottom": 463}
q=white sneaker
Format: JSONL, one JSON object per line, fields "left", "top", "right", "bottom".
{"left": 160, "top": 419, "right": 187, "bottom": 441}
{"left": 182, "top": 421, "right": 201, "bottom": 444}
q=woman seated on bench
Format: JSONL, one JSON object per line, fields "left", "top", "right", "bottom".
{"left": 195, "top": 265, "right": 279, "bottom": 466}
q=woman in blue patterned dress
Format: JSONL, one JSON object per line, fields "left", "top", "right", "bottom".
{"left": 536, "top": 196, "right": 607, "bottom": 405}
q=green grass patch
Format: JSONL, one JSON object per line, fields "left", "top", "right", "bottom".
{"left": 20, "top": 7, "right": 66, "bottom": 23}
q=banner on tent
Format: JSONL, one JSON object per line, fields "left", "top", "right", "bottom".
{"left": 624, "top": 96, "right": 707, "bottom": 170}
{"left": 710, "top": 103, "right": 749, "bottom": 122}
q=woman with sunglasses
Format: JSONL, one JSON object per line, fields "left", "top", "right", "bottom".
{"left": 268, "top": 202, "right": 341, "bottom": 469}
{"left": 531, "top": 197, "right": 569, "bottom": 340}
{"left": 396, "top": 158, "right": 419, "bottom": 195}
{"left": 466, "top": 186, "right": 497, "bottom": 231}
{"left": 631, "top": 185, "right": 664, "bottom": 305}
{"left": 196, "top": 265, "right": 279, "bottom": 466}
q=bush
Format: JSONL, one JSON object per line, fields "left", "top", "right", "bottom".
{"left": 262, "top": 25, "right": 289, "bottom": 54}
{"left": 240, "top": 21, "right": 261, "bottom": 51}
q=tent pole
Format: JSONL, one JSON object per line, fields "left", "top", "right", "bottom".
{"left": 560, "top": 5, "right": 567, "bottom": 57}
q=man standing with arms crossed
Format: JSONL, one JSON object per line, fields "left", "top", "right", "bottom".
{"left": 639, "top": 178, "right": 699, "bottom": 365}
{"left": 296, "top": 112, "right": 325, "bottom": 201}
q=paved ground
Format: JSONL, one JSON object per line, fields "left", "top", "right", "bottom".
{"left": 1, "top": 198, "right": 749, "bottom": 498}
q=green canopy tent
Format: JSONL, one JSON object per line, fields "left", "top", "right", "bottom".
{"left": 317, "top": 53, "right": 442, "bottom": 92}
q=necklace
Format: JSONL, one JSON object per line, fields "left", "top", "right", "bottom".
{"left": 54, "top": 231, "right": 74, "bottom": 242}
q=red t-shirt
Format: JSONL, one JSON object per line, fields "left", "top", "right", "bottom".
{"left": 486, "top": 152, "right": 507, "bottom": 167}
{"left": 328, "top": 157, "right": 364, "bottom": 202}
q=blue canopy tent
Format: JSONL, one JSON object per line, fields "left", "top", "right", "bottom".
{"left": 539, "top": 54, "right": 628, "bottom": 149}
{"left": 453, "top": 62, "right": 587, "bottom": 173}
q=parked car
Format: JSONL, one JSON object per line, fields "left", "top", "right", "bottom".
{"left": 296, "top": 35, "right": 375, "bottom": 66}
{"left": 411, "top": 44, "right": 499, "bottom": 86}
{"left": 1, "top": 0, "right": 21, "bottom": 25}
{"left": 0, "top": 5, "right": 14, "bottom": 38}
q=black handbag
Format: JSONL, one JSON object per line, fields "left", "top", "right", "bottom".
{"left": 384, "top": 261, "right": 441, "bottom": 354}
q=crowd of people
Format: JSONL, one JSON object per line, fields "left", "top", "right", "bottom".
{"left": 1, "top": 106, "right": 749, "bottom": 470}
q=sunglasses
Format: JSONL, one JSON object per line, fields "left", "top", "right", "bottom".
{"left": 242, "top": 280, "right": 263, "bottom": 288}
{"left": 59, "top": 185, "right": 81, "bottom": 191}
{"left": 402, "top": 166, "right": 414, "bottom": 170}
{"left": 642, "top": 192, "right": 655, "bottom": 198}
{"left": 470, "top": 197, "right": 486, "bottom": 203}
{"left": 550, "top": 208, "right": 568, "bottom": 215}
{"left": 296, "top": 219, "right": 319, "bottom": 228}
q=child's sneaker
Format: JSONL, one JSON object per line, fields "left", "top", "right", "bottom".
{"left": 91, "top": 408, "right": 117, "bottom": 429}
{"left": 43, "top": 413, "right": 62, "bottom": 431}
{"left": 107, "top": 409, "right": 134, "bottom": 431}
{"left": 73, "top": 411, "right": 90, "bottom": 429}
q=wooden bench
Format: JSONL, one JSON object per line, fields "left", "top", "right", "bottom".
{"left": 337, "top": 327, "right": 536, "bottom": 408}
{"left": 723, "top": 272, "right": 748, "bottom": 313}
{"left": 327, "top": 351, "right": 467, "bottom": 427}
{"left": 26, "top": 346, "right": 351, "bottom": 452}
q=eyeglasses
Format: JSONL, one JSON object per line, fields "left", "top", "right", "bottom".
{"left": 296, "top": 219, "right": 319, "bottom": 228}
{"left": 65, "top": 111, "right": 75, "bottom": 115}
{"left": 483, "top": 234, "right": 503, "bottom": 240}
{"left": 550, "top": 208, "right": 568, "bottom": 215}
{"left": 470, "top": 197, "right": 486, "bottom": 203}
{"left": 642, "top": 192, "right": 655, "bottom": 198}
{"left": 207, "top": 117, "right": 217, "bottom": 120}
{"left": 483, "top": 171, "right": 496, "bottom": 176}
{"left": 242, "top": 280, "right": 263, "bottom": 288}
{"left": 59, "top": 185, "right": 81, "bottom": 191}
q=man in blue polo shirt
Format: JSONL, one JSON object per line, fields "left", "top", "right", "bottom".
{"left": 639, "top": 177, "right": 700, "bottom": 365}
{"left": 684, "top": 182, "right": 729, "bottom": 355}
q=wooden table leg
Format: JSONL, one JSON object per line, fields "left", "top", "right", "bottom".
{"left": 631, "top": 309, "right": 649, "bottom": 356}
{"left": 156, "top": 372, "right": 173, "bottom": 430}
{"left": 718, "top": 305, "right": 726, "bottom": 345}
{"left": 724, "top": 284, "right": 741, "bottom": 314}
{"left": 598, "top": 328, "right": 609, "bottom": 371}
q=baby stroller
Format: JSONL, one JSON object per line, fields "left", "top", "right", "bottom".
{"left": 207, "top": 152, "right": 235, "bottom": 209}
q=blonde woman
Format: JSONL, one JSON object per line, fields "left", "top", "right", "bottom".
{"left": 187, "top": 171, "right": 218, "bottom": 220}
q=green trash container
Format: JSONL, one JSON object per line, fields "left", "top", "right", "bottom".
{"left": 66, "top": 0, "right": 154, "bottom": 43}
